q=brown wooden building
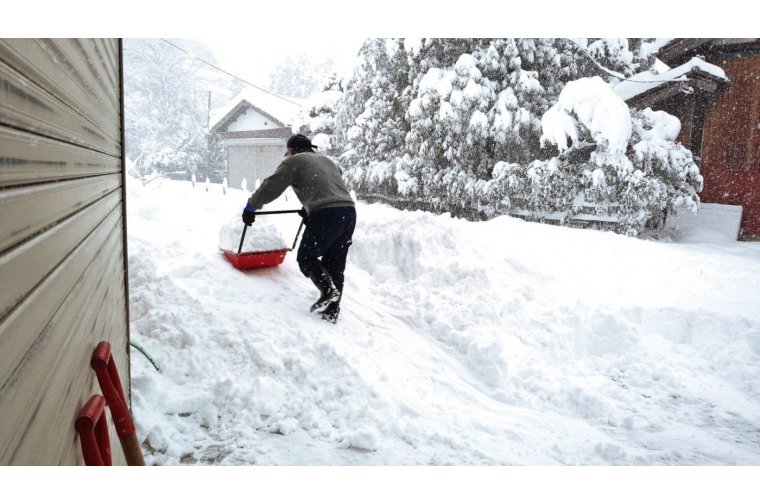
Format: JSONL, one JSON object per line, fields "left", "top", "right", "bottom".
{"left": 0, "top": 39, "right": 130, "bottom": 464}
{"left": 621, "top": 38, "right": 760, "bottom": 239}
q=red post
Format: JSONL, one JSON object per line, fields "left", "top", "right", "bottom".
{"left": 75, "top": 395, "right": 112, "bottom": 466}
{"left": 91, "top": 341, "right": 145, "bottom": 465}
{"left": 91, "top": 342, "right": 133, "bottom": 437}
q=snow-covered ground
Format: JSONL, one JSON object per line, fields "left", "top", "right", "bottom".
{"left": 127, "top": 176, "right": 760, "bottom": 466}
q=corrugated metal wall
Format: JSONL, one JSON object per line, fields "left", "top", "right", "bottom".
{"left": 0, "top": 39, "right": 129, "bottom": 465}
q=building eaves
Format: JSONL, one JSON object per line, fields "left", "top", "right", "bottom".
{"left": 614, "top": 57, "right": 729, "bottom": 109}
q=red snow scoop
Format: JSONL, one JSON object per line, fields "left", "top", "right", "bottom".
{"left": 221, "top": 209, "right": 305, "bottom": 270}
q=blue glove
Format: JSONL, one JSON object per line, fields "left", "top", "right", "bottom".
{"left": 242, "top": 202, "right": 256, "bottom": 225}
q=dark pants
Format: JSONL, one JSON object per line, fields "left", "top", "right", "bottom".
{"left": 297, "top": 206, "right": 356, "bottom": 292}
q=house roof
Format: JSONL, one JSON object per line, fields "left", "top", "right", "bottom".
{"left": 209, "top": 87, "right": 304, "bottom": 134}
{"left": 613, "top": 57, "right": 729, "bottom": 108}
{"left": 656, "top": 38, "right": 760, "bottom": 66}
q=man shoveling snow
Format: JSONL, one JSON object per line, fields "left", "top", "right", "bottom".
{"left": 242, "top": 134, "right": 356, "bottom": 323}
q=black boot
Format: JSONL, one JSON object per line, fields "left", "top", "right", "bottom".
{"left": 321, "top": 301, "right": 340, "bottom": 323}
{"left": 321, "top": 283, "right": 342, "bottom": 323}
{"left": 309, "top": 268, "right": 341, "bottom": 313}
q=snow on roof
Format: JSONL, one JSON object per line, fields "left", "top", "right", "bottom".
{"left": 639, "top": 38, "right": 675, "bottom": 59}
{"left": 209, "top": 87, "right": 304, "bottom": 131}
{"left": 614, "top": 57, "right": 728, "bottom": 102}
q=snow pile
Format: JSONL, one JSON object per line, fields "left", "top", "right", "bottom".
{"left": 338, "top": 427, "right": 380, "bottom": 451}
{"left": 633, "top": 108, "right": 681, "bottom": 142}
{"left": 218, "top": 213, "right": 289, "bottom": 252}
{"left": 541, "top": 76, "right": 632, "bottom": 155}
{"left": 127, "top": 177, "right": 760, "bottom": 465}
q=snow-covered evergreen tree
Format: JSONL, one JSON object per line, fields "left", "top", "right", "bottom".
{"left": 331, "top": 40, "right": 381, "bottom": 176}
{"left": 331, "top": 38, "right": 679, "bottom": 229}
{"left": 333, "top": 39, "right": 405, "bottom": 193}
{"left": 267, "top": 53, "right": 336, "bottom": 99}
{"left": 489, "top": 76, "right": 702, "bottom": 235}
{"left": 629, "top": 108, "right": 703, "bottom": 226}
{"left": 293, "top": 73, "right": 344, "bottom": 153}
{"left": 349, "top": 39, "right": 414, "bottom": 196}
{"left": 124, "top": 38, "right": 239, "bottom": 182}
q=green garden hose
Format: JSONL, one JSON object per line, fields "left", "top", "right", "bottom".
{"left": 129, "top": 342, "right": 160, "bottom": 372}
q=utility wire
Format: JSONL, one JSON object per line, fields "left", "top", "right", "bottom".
{"left": 159, "top": 38, "right": 302, "bottom": 106}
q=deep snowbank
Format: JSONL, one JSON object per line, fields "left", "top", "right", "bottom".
{"left": 127, "top": 177, "right": 760, "bottom": 465}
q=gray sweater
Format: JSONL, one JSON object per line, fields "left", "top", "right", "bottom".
{"left": 249, "top": 152, "right": 355, "bottom": 214}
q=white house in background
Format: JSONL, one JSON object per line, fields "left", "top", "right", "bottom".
{"left": 209, "top": 87, "right": 303, "bottom": 189}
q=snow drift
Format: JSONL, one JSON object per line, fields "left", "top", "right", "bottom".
{"left": 127, "top": 176, "right": 760, "bottom": 465}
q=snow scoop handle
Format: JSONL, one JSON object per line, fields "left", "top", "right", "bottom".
{"left": 292, "top": 217, "right": 305, "bottom": 250}
{"left": 238, "top": 210, "right": 302, "bottom": 254}
{"left": 253, "top": 209, "right": 301, "bottom": 215}
{"left": 237, "top": 224, "right": 248, "bottom": 255}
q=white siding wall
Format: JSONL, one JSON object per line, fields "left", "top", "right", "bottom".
{"left": 226, "top": 139, "right": 286, "bottom": 191}
{"left": 228, "top": 109, "right": 281, "bottom": 132}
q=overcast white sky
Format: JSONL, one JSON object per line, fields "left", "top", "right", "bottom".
{"left": 201, "top": 36, "right": 366, "bottom": 88}
{"left": 10, "top": 1, "right": 743, "bottom": 38}
{"left": 7, "top": 0, "right": 747, "bottom": 70}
